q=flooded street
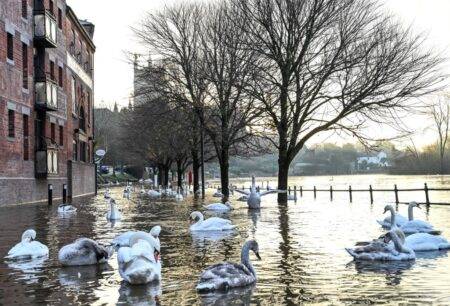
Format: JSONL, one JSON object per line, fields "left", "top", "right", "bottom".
{"left": 1, "top": 174, "right": 450, "bottom": 305}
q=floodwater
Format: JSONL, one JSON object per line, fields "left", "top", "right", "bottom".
{"left": 1, "top": 174, "right": 450, "bottom": 305}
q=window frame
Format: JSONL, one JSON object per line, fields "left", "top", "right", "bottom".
{"left": 8, "top": 110, "right": 15, "bottom": 138}
{"left": 7, "top": 33, "right": 14, "bottom": 62}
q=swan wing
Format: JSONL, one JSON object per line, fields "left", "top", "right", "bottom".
{"left": 260, "top": 189, "right": 287, "bottom": 196}
{"left": 197, "top": 262, "right": 255, "bottom": 292}
{"left": 6, "top": 241, "right": 49, "bottom": 259}
{"left": 405, "top": 233, "right": 450, "bottom": 251}
{"left": 234, "top": 189, "right": 250, "bottom": 196}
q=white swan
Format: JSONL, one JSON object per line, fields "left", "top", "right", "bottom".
{"left": 140, "top": 187, "right": 146, "bottom": 195}
{"left": 148, "top": 188, "right": 161, "bottom": 198}
{"left": 377, "top": 203, "right": 411, "bottom": 228}
{"left": 237, "top": 195, "right": 248, "bottom": 202}
{"left": 189, "top": 211, "right": 236, "bottom": 232}
{"left": 118, "top": 232, "right": 161, "bottom": 285}
{"left": 234, "top": 176, "right": 286, "bottom": 209}
{"left": 212, "top": 189, "right": 223, "bottom": 198}
{"left": 346, "top": 230, "right": 415, "bottom": 261}
{"left": 106, "top": 198, "right": 121, "bottom": 221}
{"left": 5, "top": 229, "right": 49, "bottom": 259}
{"left": 196, "top": 240, "right": 261, "bottom": 292}
{"left": 113, "top": 225, "right": 162, "bottom": 247}
{"left": 123, "top": 188, "right": 131, "bottom": 199}
{"left": 58, "top": 238, "right": 114, "bottom": 266}
{"left": 58, "top": 203, "right": 77, "bottom": 214}
{"left": 203, "top": 202, "right": 233, "bottom": 212}
{"left": 395, "top": 232, "right": 450, "bottom": 252}
{"left": 398, "top": 202, "right": 441, "bottom": 235}
{"left": 104, "top": 188, "right": 111, "bottom": 199}
{"left": 175, "top": 188, "right": 184, "bottom": 201}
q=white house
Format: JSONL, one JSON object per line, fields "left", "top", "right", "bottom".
{"left": 357, "top": 151, "right": 389, "bottom": 169}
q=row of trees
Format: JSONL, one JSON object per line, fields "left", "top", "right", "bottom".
{"left": 131, "top": 0, "right": 443, "bottom": 203}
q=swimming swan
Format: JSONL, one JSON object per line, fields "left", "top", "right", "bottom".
{"left": 58, "top": 238, "right": 114, "bottom": 266}
{"left": 118, "top": 232, "right": 161, "bottom": 285}
{"left": 196, "top": 240, "right": 261, "bottom": 292}
{"left": 104, "top": 188, "right": 111, "bottom": 199}
{"left": 376, "top": 203, "right": 412, "bottom": 228}
{"left": 234, "top": 176, "right": 286, "bottom": 209}
{"left": 398, "top": 202, "right": 441, "bottom": 235}
{"left": 106, "top": 198, "right": 121, "bottom": 221}
{"left": 213, "top": 189, "right": 223, "bottom": 198}
{"left": 58, "top": 203, "right": 77, "bottom": 214}
{"left": 6, "top": 229, "right": 49, "bottom": 259}
{"left": 189, "top": 211, "right": 236, "bottom": 232}
{"left": 203, "top": 202, "right": 233, "bottom": 212}
{"left": 346, "top": 230, "right": 415, "bottom": 261}
{"left": 113, "top": 226, "right": 162, "bottom": 247}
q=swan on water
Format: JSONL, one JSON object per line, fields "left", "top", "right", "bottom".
{"left": 58, "top": 238, "right": 114, "bottom": 266}
{"left": 104, "top": 188, "right": 111, "bottom": 199}
{"left": 234, "top": 176, "right": 286, "bottom": 209}
{"left": 398, "top": 202, "right": 441, "bottom": 235}
{"left": 376, "top": 203, "right": 411, "bottom": 228}
{"left": 190, "top": 211, "right": 236, "bottom": 232}
{"left": 203, "top": 202, "right": 233, "bottom": 212}
{"left": 118, "top": 232, "right": 161, "bottom": 285}
{"left": 123, "top": 187, "right": 131, "bottom": 199}
{"left": 390, "top": 232, "right": 450, "bottom": 252}
{"left": 58, "top": 203, "right": 77, "bottom": 214}
{"left": 113, "top": 225, "right": 162, "bottom": 247}
{"left": 213, "top": 189, "right": 223, "bottom": 198}
{"left": 148, "top": 188, "right": 162, "bottom": 198}
{"left": 106, "top": 198, "right": 121, "bottom": 221}
{"left": 346, "top": 230, "right": 415, "bottom": 261}
{"left": 175, "top": 187, "right": 184, "bottom": 201}
{"left": 5, "top": 229, "right": 49, "bottom": 259}
{"left": 196, "top": 240, "right": 261, "bottom": 292}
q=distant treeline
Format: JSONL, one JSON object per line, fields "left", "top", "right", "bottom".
{"left": 206, "top": 142, "right": 450, "bottom": 177}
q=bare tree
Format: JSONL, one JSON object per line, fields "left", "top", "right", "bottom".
{"left": 136, "top": 2, "right": 262, "bottom": 201}
{"left": 430, "top": 95, "right": 450, "bottom": 174}
{"left": 236, "top": 0, "right": 444, "bottom": 203}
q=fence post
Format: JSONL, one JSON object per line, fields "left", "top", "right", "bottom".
{"left": 424, "top": 183, "right": 430, "bottom": 205}
{"left": 63, "top": 184, "right": 67, "bottom": 204}
{"left": 313, "top": 186, "right": 317, "bottom": 199}
{"left": 294, "top": 186, "right": 297, "bottom": 201}
{"left": 349, "top": 185, "right": 352, "bottom": 203}
{"left": 48, "top": 184, "right": 53, "bottom": 206}
{"left": 394, "top": 184, "right": 399, "bottom": 205}
{"left": 300, "top": 186, "right": 303, "bottom": 197}
{"left": 288, "top": 186, "right": 291, "bottom": 195}
{"left": 369, "top": 185, "right": 373, "bottom": 204}
{"left": 330, "top": 186, "right": 333, "bottom": 201}
{"left": 257, "top": 186, "right": 260, "bottom": 193}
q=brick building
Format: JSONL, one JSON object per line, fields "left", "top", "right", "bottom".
{"left": 0, "top": 0, "right": 95, "bottom": 206}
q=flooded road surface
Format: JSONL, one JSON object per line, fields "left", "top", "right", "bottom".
{"left": 1, "top": 174, "right": 450, "bottom": 305}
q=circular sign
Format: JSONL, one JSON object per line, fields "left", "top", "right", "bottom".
{"left": 95, "top": 149, "right": 106, "bottom": 157}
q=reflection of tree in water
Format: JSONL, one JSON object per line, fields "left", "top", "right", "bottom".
{"left": 199, "top": 283, "right": 255, "bottom": 306}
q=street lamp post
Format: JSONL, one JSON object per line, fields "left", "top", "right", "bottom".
{"left": 94, "top": 149, "right": 107, "bottom": 195}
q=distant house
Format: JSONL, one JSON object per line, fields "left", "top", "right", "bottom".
{"left": 357, "top": 151, "right": 389, "bottom": 170}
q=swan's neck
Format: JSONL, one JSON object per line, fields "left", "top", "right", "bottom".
{"left": 388, "top": 207, "right": 396, "bottom": 227}
{"left": 241, "top": 244, "right": 256, "bottom": 277}
{"left": 390, "top": 231, "right": 410, "bottom": 254}
{"left": 408, "top": 205, "right": 414, "bottom": 221}
{"left": 196, "top": 213, "right": 204, "bottom": 223}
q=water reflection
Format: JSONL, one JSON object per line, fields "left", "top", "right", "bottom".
{"left": 199, "top": 284, "right": 255, "bottom": 306}
{"left": 1, "top": 175, "right": 450, "bottom": 305}
{"left": 117, "top": 281, "right": 161, "bottom": 306}
{"left": 6, "top": 256, "right": 48, "bottom": 285}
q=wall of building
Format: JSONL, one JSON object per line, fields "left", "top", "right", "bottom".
{"left": 0, "top": 0, "right": 96, "bottom": 206}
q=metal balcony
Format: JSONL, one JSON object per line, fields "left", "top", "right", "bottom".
{"left": 35, "top": 78, "right": 58, "bottom": 111}
{"left": 34, "top": 10, "right": 57, "bottom": 48}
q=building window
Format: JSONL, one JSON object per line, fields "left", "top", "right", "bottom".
{"left": 22, "top": 43, "right": 28, "bottom": 89}
{"left": 7, "top": 33, "right": 13, "bottom": 61}
{"left": 22, "top": 0, "right": 27, "bottom": 18}
{"left": 79, "top": 106, "right": 86, "bottom": 132}
{"left": 71, "top": 77, "right": 76, "bottom": 114}
{"left": 58, "top": 8, "right": 62, "bottom": 29}
{"left": 47, "top": 150, "right": 58, "bottom": 174}
{"left": 80, "top": 141, "right": 86, "bottom": 162}
{"left": 72, "top": 139, "right": 78, "bottom": 161}
{"left": 59, "top": 125, "right": 64, "bottom": 146}
{"left": 51, "top": 123, "right": 56, "bottom": 143}
{"left": 50, "top": 60, "right": 55, "bottom": 81}
{"left": 87, "top": 92, "right": 91, "bottom": 124}
{"left": 8, "top": 110, "right": 15, "bottom": 138}
{"left": 58, "top": 66, "right": 63, "bottom": 87}
{"left": 23, "top": 114, "right": 29, "bottom": 160}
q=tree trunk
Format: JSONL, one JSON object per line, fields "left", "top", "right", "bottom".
{"left": 219, "top": 148, "right": 230, "bottom": 203}
{"left": 177, "top": 160, "right": 183, "bottom": 190}
{"left": 157, "top": 165, "right": 163, "bottom": 187}
{"left": 192, "top": 149, "right": 200, "bottom": 196}
{"left": 163, "top": 165, "right": 170, "bottom": 187}
{"left": 277, "top": 142, "right": 290, "bottom": 204}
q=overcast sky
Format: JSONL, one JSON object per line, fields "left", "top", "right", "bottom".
{"left": 67, "top": 0, "right": 450, "bottom": 147}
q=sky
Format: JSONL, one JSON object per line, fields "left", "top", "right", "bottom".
{"left": 67, "top": 0, "right": 450, "bottom": 147}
